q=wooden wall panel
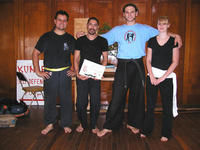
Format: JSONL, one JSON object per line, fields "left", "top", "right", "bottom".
{"left": 184, "top": 0, "right": 200, "bottom": 105}
{"left": 23, "top": 0, "right": 51, "bottom": 59}
{"left": 0, "top": 1, "right": 15, "bottom": 98}
{"left": 88, "top": 0, "right": 113, "bottom": 27}
{"left": 57, "top": 0, "right": 84, "bottom": 35}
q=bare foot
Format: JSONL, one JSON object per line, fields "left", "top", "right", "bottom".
{"left": 161, "top": 136, "right": 168, "bottom": 142}
{"left": 97, "top": 129, "right": 112, "bottom": 137}
{"left": 41, "top": 124, "right": 53, "bottom": 135}
{"left": 127, "top": 124, "right": 139, "bottom": 134}
{"left": 140, "top": 133, "right": 146, "bottom": 138}
{"left": 64, "top": 127, "right": 72, "bottom": 134}
{"left": 92, "top": 127, "right": 99, "bottom": 134}
{"left": 76, "top": 124, "right": 84, "bottom": 133}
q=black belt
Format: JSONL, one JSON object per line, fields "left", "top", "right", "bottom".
{"left": 118, "top": 58, "right": 145, "bottom": 88}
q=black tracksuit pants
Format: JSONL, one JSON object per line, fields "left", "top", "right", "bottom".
{"left": 103, "top": 58, "right": 145, "bottom": 130}
{"left": 43, "top": 69, "right": 72, "bottom": 128}
{"left": 76, "top": 78, "right": 101, "bottom": 129}
{"left": 141, "top": 76, "right": 173, "bottom": 138}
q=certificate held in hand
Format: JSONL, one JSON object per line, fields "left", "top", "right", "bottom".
{"left": 79, "top": 59, "right": 105, "bottom": 80}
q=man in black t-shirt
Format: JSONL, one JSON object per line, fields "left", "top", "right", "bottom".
{"left": 32, "top": 10, "right": 75, "bottom": 135}
{"left": 74, "top": 17, "right": 108, "bottom": 134}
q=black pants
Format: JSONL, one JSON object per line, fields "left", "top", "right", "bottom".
{"left": 44, "top": 69, "right": 72, "bottom": 128}
{"left": 142, "top": 76, "right": 173, "bottom": 138}
{"left": 103, "top": 58, "right": 145, "bottom": 130}
{"left": 76, "top": 78, "right": 101, "bottom": 129}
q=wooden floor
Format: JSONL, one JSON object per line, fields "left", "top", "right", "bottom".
{"left": 0, "top": 107, "right": 200, "bottom": 150}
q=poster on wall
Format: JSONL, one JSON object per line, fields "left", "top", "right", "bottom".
{"left": 16, "top": 60, "right": 44, "bottom": 105}
{"left": 74, "top": 18, "right": 88, "bottom": 38}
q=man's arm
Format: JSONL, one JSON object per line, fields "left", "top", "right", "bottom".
{"left": 146, "top": 47, "right": 157, "bottom": 85}
{"left": 66, "top": 38, "right": 76, "bottom": 77}
{"left": 76, "top": 27, "right": 116, "bottom": 46}
{"left": 168, "top": 32, "right": 182, "bottom": 48}
{"left": 73, "top": 50, "right": 88, "bottom": 80}
{"left": 101, "top": 51, "right": 108, "bottom": 66}
{"left": 32, "top": 49, "right": 50, "bottom": 79}
{"left": 73, "top": 50, "right": 80, "bottom": 76}
{"left": 147, "top": 25, "right": 182, "bottom": 48}
{"left": 66, "top": 67, "right": 76, "bottom": 77}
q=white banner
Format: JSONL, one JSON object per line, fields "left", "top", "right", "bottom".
{"left": 16, "top": 60, "right": 44, "bottom": 105}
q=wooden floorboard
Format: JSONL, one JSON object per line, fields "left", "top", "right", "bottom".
{"left": 0, "top": 107, "right": 199, "bottom": 150}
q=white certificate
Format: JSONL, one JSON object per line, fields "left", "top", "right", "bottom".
{"left": 79, "top": 59, "right": 105, "bottom": 80}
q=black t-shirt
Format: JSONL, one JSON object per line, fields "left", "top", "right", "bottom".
{"left": 35, "top": 31, "right": 75, "bottom": 68}
{"left": 147, "top": 36, "right": 178, "bottom": 70}
{"left": 75, "top": 35, "right": 108, "bottom": 67}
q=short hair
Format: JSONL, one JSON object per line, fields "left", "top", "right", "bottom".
{"left": 158, "top": 16, "right": 170, "bottom": 23}
{"left": 54, "top": 10, "right": 69, "bottom": 21}
{"left": 122, "top": 3, "right": 139, "bottom": 13}
{"left": 87, "top": 17, "right": 99, "bottom": 25}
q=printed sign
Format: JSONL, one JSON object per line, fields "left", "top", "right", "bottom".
{"left": 16, "top": 60, "right": 44, "bottom": 105}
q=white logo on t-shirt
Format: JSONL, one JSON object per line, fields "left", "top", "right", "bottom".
{"left": 124, "top": 30, "right": 136, "bottom": 43}
{"left": 64, "top": 42, "right": 69, "bottom": 51}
